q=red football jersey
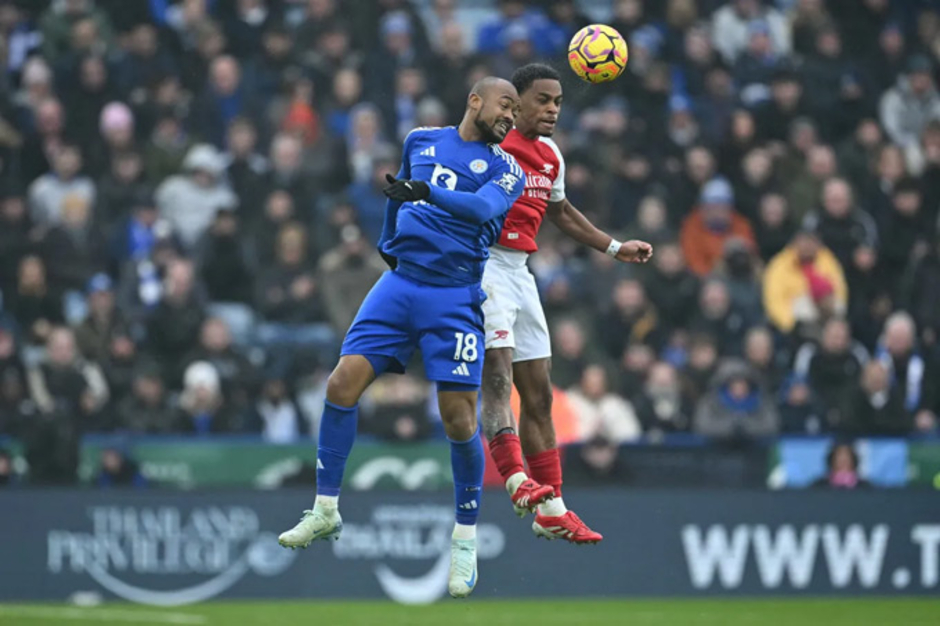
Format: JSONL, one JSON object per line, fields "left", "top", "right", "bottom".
{"left": 497, "top": 129, "right": 566, "bottom": 253}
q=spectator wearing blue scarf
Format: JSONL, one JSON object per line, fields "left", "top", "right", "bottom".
{"left": 693, "top": 359, "right": 779, "bottom": 440}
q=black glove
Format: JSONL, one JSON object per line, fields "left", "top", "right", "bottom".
{"left": 379, "top": 249, "right": 398, "bottom": 270}
{"left": 384, "top": 173, "right": 430, "bottom": 202}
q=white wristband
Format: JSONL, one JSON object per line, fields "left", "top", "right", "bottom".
{"left": 605, "top": 238, "right": 623, "bottom": 257}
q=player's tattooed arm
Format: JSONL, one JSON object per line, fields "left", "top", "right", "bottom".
{"left": 546, "top": 199, "right": 653, "bottom": 263}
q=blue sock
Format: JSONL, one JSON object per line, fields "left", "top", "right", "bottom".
{"left": 316, "top": 401, "right": 358, "bottom": 496}
{"left": 450, "top": 427, "right": 484, "bottom": 525}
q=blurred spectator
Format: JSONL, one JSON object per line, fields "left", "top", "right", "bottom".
{"left": 763, "top": 228, "right": 847, "bottom": 336}
{"left": 20, "top": 96, "right": 65, "bottom": 182}
{"left": 802, "top": 177, "right": 878, "bottom": 274}
{"left": 156, "top": 143, "right": 238, "bottom": 249}
{"left": 192, "top": 55, "right": 262, "bottom": 148}
{"left": 689, "top": 279, "right": 748, "bottom": 356}
{"left": 550, "top": 319, "right": 598, "bottom": 390}
{"left": 568, "top": 364, "right": 641, "bottom": 443}
{"left": 811, "top": 442, "right": 872, "bottom": 490}
{"left": 879, "top": 55, "right": 940, "bottom": 150}
{"left": 264, "top": 132, "right": 315, "bottom": 218}
{"left": 145, "top": 111, "right": 194, "bottom": 185}
{"left": 255, "top": 223, "right": 332, "bottom": 350}
{"left": 319, "top": 225, "right": 386, "bottom": 333}
{"left": 222, "top": 117, "right": 269, "bottom": 216}
{"left": 74, "top": 273, "right": 123, "bottom": 364}
{"left": 40, "top": 186, "right": 106, "bottom": 292}
{"left": 752, "top": 192, "right": 795, "bottom": 262}
{"left": 252, "top": 372, "right": 305, "bottom": 443}
{"left": 95, "top": 447, "right": 147, "bottom": 488}
{"left": 28, "top": 142, "right": 96, "bottom": 227}
{"left": 184, "top": 317, "right": 257, "bottom": 413}
{"left": 0, "top": 190, "right": 34, "bottom": 296}
{"left": 716, "top": 238, "right": 763, "bottom": 325}
{"left": 842, "top": 361, "right": 912, "bottom": 436}
{"left": 778, "top": 375, "right": 824, "bottom": 435}
{"left": 250, "top": 189, "right": 296, "bottom": 270}
{"left": 642, "top": 242, "right": 698, "bottom": 335}
{"left": 634, "top": 361, "right": 691, "bottom": 435}
{"left": 878, "top": 179, "right": 931, "bottom": 286}
{"left": 116, "top": 23, "right": 177, "bottom": 98}
{"left": 904, "top": 238, "right": 940, "bottom": 350}
{"left": 711, "top": 0, "right": 790, "bottom": 65}
{"left": 97, "top": 149, "right": 149, "bottom": 230}
{"left": 146, "top": 258, "right": 206, "bottom": 376}
{"left": 476, "top": 0, "right": 552, "bottom": 56}
{"left": 793, "top": 317, "right": 869, "bottom": 431}
{"left": 680, "top": 177, "right": 756, "bottom": 277}
{"left": 564, "top": 434, "right": 631, "bottom": 487}
{"left": 875, "top": 312, "right": 937, "bottom": 432}
{"left": 196, "top": 206, "right": 255, "bottom": 305}
{"left": 743, "top": 326, "right": 783, "bottom": 391}
{"left": 25, "top": 326, "right": 109, "bottom": 425}
{"left": 364, "top": 373, "right": 432, "bottom": 442}
{"left": 115, "top": 361, "right": 176, "bottom": 433}
{"left": 8, "top": 255, "right": 63, "bottom": 347}
{"left": 174, "top": 360, "right": 242, "bottom": 434}
{"left": 785, "top": 143, "right": 836, "bottom": 222}
{"left": 602, "top": 278, "right": 664, "bottom": 359}
{"left": 692, "top": 359, "right": 779, "bottom": 440}
{"left": 39, "top": 0, "right": 114, "bottom": 62}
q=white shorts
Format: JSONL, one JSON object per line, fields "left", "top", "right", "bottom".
{"left": 481, "top": 246, "right": 552, "bottom": 363}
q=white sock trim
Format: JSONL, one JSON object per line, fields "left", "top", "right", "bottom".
{"left": 452, "top": 522, "right": 476, "bottom": 540}
{"left": 539, "top": 496, "right": 566, "bottom": 517}
{"left": 506, "top": 471, "right": 528, "bottom": 495}
{"left": 315, "top": 495, "right": 339, "bottom": 510}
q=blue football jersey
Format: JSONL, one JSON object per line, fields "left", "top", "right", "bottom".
{"left": 379, "top": 126, "right": 525, "bottom": 286}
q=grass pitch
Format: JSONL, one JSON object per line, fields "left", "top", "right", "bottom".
{"left": 0, "top": 599, "right": 937, "bottom": 626}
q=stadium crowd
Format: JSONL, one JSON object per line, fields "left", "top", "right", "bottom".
{"left": 0, "top": 0, "right": 939, "bottom": 485}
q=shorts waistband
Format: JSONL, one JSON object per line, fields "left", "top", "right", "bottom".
{"left": 488, "top": 245, "right": 529, "bottom": 269}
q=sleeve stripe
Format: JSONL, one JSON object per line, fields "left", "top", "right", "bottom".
{"left": 491, "top": 144, "right": 524, "bottom": 179}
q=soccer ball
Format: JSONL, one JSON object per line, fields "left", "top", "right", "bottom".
{"left": 567, "top": 24, "right": 629, "bottom": 84}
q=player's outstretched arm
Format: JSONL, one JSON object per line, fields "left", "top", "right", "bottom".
{"left": 546, "top": 198, "right": 653, "bottom": 263}
{"left": 384, "top": 174, "right": 521, "bottom": 225}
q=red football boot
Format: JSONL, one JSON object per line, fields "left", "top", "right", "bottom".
{"left": 532, "top": 510, "right": 603, "bottom": 544}
{"left": 509, "top": 478, "right": 555, "bottom": 518}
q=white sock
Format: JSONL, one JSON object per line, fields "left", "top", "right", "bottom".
{"left": 538, "top": 496, "right": 567, "bottom": 517}
{"left": 314, "top": 495, "right": 339, "bottom": 511}
{"left": 452, "top": 522, "right": 476, "bottom": 540}
{"left": 505, "top": 471, "right": 528, "bottom": 495}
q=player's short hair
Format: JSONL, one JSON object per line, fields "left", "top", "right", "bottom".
{"left": 511, "top": 63, "right": 561, "bottom": 95}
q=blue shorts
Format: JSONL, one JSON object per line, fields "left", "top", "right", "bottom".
{"left": 341, "top": 271, "right": 487, "bottom": 386}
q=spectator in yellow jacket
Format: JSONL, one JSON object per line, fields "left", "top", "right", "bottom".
{"left": 763, "top": 228, "right": 848, "bottom": 334}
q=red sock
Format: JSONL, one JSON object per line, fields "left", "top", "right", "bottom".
{"left": 488, "top": 432, "right": 525, "bottom": 482}
{"left": 526, "top": 449, "right": 562, "bottom": 499}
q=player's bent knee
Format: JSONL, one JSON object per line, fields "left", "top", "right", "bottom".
{"left": 438, "top": 391, "right": 479, "bottom": 440}
{"left": 326, "top": 357, "right": 374, "bottom": 407}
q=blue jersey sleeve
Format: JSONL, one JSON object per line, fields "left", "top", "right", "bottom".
{"left": 378, "top": 134, "right": 415, "bottom": 251}
{"left": 425, "top": 154, "right": 524, "bottom": 225}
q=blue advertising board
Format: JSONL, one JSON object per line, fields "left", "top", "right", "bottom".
{"left": 0, "top": 489, "right": 936, "bottom": 604}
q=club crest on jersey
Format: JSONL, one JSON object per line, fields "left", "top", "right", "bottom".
{"left": 541, "top": 163, "right": 554, "bottom": 174}
{"left": 469, "top": 159, "right": 488, "bottom": 174}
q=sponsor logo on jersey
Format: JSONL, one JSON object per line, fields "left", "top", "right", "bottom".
{"left": 451, "top": 363, "right": 470, "bottom": 376}
{"left": 494, "top": 173, "right": 519, "bottom": 194}
{"left": 419, "top": 146, "right": 436, "bottom": 157}
{"left": 469, "top": 159, "right": 488, "bottom": 173}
